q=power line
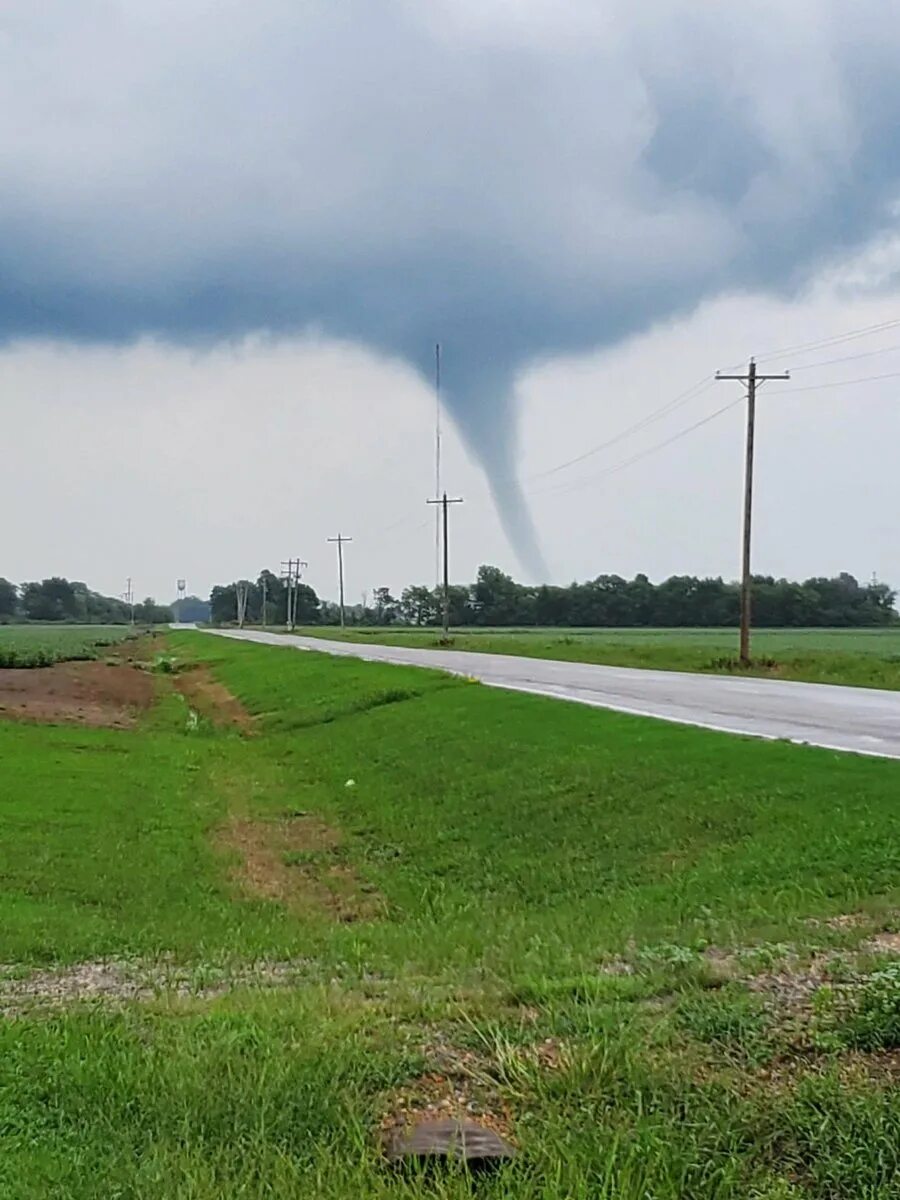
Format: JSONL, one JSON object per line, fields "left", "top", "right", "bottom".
{"left": 360, "top": 508, "right": 431, "bottom": 546}
{"left": 789, "top": 341, "right": 900, "bottom": 373}
{"left": 513, "top": 318, "right": 900, "bottom": 491}
{"left": 526, "top": 376, "right": 716, "bottom": 483}
{"left": 530, "top": 396, "right": 744, "bottom": 501}
{"left": 524, "top": 317, "right": 900, "bottom": 491}
{"left": 380, "top": 516, "right": 431, "bottom": 545}
{"left": 755, "top": 316, "right": 900, "bottom": 365}
{"left": 767, "top": 368, "right": 900, "bottom": 395}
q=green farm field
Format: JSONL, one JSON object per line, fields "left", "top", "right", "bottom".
{"left": 295, "top": 625, "right": 900, "bottom": 689}
{"left": 1, "top": 630, "right": 900, "bottom": 1196}
{"left": 0, "top": 624, "right": 136, "bottom": 667}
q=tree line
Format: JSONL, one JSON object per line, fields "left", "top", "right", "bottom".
{"left": 210, "top": 571, "right": 321, "bottom": 626}
{"left": 209, "top": 565, "right": 896, "bottom": 629}
{"left": 366, "top": 568, "right": 897, "bottom": 628}
{"left": 0, "top": 577, "right": 172, "bottom": 624}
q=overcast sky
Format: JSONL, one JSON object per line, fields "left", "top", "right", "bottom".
{"left": 4, "top": 1, "right": 900, "bottom": 604}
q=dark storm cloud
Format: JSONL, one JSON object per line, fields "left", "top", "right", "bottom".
{"left": 2, "top": 0, "right": 900, "bottom": 576}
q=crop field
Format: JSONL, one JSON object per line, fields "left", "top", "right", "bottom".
{"left": 296, "top": 625, "right": 900, "bottom": 689}
{"left": 0, "top": 624, "right": 136, "bottom": 667}
{"left": 0, "top": 630, "right": 899, "bottom": 1196}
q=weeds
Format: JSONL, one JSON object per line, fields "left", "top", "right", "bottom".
{"left": 675, "top": 986, "right": 774, "bottom": 1063}
{"left": 837, "top": 962, "right": 900, "bottom": 1050}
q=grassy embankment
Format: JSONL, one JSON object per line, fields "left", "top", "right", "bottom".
{"left": 1, "top": 631, "right": 900, "bottom": 1196}
{"left": 294, "top": 624, "right": 900, "bottom": 689}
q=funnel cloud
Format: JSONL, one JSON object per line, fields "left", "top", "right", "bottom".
{"left": 3, "top": 2, "right": 900, "bottom": 576}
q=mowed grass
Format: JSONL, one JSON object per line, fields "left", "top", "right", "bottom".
{"left": 2, "top": 632, "right": 900, "bottom": 1195}
{"left": 296, "top": 624, "right": 900, "bottom": 689}
{"left": 0, "top": 624, "right": 135, "bottom": 667}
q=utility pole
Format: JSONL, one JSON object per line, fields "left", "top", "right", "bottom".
{"left": 261, "top": 575, "right": 267, "bottom": 627}
{"left": 427, "top": 492, "right": 463, "bottom": 635}
{"left": 281, "top": 560, "right": 292, "bottom": 629}
{"left": 235, "top": 581, "right": 249, "bottom": 628}
{"left": 280, "top": 559, "right": 307, "bottom": 630}
{"left": 716, "top": 358, "right": 790, "bottom": 665}
{"left": 327, "top": 534, "right": 352, "bottom": 627}
{"left": 434, "top": 342, "right": 442, "bottom": 588}
{"left": 124, "top": 578, "right": 135, "bottom": 626}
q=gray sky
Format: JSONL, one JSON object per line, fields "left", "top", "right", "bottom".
{"left": 3, "top": 1, "right": 900, "bottom": 603}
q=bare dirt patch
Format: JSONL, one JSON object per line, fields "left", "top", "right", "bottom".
{"left": 380, "top": 1038, "right": 514, "bottom": 1148}
{"left": 217, "top": 814, "right": 382, "bottom": 921}
{"left": 744, "top": 953, "right": 849, "bottom": 1012}
{"left": 173, "top": 665, "right": 254, "bottom": 731}
{"left": 103, "top": 634, "right": 158, "bottom": 662}
{"left": 0, "top": 957, "right": 310, "bottom": 1017}
{"left": 0, "top": 660, "right": 155, "bottom": 728}
{"left": 865, "top": 931, "right": 900, "bottom": 955}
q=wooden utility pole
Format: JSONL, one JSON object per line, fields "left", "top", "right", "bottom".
{"left": 434, "top": 342, "right": 442, "bottom": 588}
{"left": 281, "top": 559, "right": 308, "bottom": 630}
{"left": 281, "top": 560, "right": 293, "bottom": 629}
{"left": 327, "top": 534, "right": 352, "bottom": 627}
{"left": 235, "top": 581, "right": 249, "bottom": 628}
{"left": 261, "top": 575, "right": 267, "bottom": 627}
{"left": 427, "top": 492, "right": 463, "bottom": 634}
{"left": 716, "top": 359, "right": 790, "bottom": 664}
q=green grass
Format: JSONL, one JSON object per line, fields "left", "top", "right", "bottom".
{"left": 0, "top": 624, "right": 136, "bottom": 667}
{"left": 294, "top": 624, "right": 900, "bottom": 689}
{"left": 2, "top": 632, "right": 900, "bottom": 1195}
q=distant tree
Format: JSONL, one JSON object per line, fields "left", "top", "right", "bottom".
{"left": 209, "top": 584, "right": 237, "bottom": 625}
{"left": 176, "top": 595, "right": 211, "bottom": 623}
{"left": 399, "top": 585, "right": 439, "bottom": 626}
{"left": 319, "top": 600, "right": 343, "bottom": 625}
{"left": 210, "top": 574, "right": 320, "bottom": 626}
{"left": 293, "top": 583, "right": 321, "bottom": 624}
{"left": 0, "top": 578, "right": 17, "bottom": 622}
{"left": 629, "top": 573, "right": 656, "bottom": 626}
{"left": 372, "top": 587, "right": 400, "bottom": 625}
{"left": 534, "top": 584, "right": 570, "bottom": 626}
{"left": 256, "top": 570, "right": 282, "bottom": 625}
{"left": 472, "top": 565, "right": 523, "bottom": 625}
{"left": 864, "top": 581, "right": 897, "bottom": 625}
{"left": 21, "top": 577, "right": 79, "bottom": 622}
{"left": 68, "top": 581, "right": 130, "bottom": 624}
{"left": 444, "top": 584, "right": 472, "bottom": 627}
{"left": 133, "top": 597, "right": 174, "bottom": 624}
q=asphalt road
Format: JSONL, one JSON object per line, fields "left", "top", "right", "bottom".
{"left": 202, "top": 628, "right": 900, "bottom": 759}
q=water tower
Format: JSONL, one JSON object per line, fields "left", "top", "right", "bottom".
{"left": 176, "top": 579, "right": 186, "bottom": 622}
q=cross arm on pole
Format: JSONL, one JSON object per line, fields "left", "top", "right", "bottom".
{"left": 715, "top": 371, "right": 791, "bottom": 382}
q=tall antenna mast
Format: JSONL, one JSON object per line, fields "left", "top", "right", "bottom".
{"left": 434, "top": 342, "right": 442, "bottom": 587}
